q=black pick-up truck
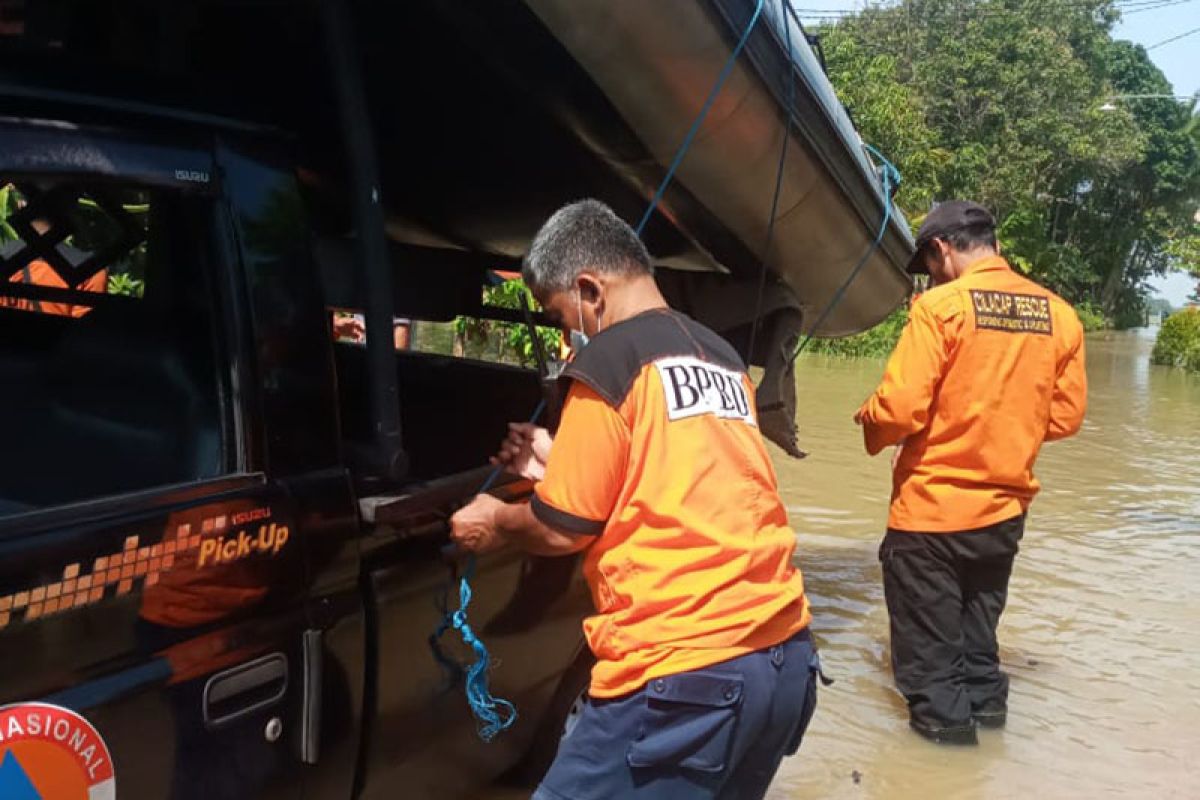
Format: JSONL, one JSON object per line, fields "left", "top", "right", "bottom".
{"left": 0, "top": 90, "right": 594, "bottom": 800}
{"left": 0, "top": 2, "right": 910, "bottom": 799}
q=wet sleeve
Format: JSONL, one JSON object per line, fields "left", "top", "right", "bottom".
{"left": 856, "top": 298, "right": 953, "bottom": 455}
{"left": 532, "top": 381, "right": 629, "bottom": 535}
{"left": 1046, "top": 317, "right": 1087, "bottom": 441}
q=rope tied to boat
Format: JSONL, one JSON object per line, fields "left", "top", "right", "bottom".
{"left": 736, "top": 3, "right": 905, "bottom": 365}
{"left": 790, "top": 144, "right": 903, "bottom": 359}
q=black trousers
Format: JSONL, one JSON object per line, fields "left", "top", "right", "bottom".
{"left": 879, "top": 515, "right": 1024, "bottom": 729}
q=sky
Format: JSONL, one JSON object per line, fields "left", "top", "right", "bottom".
{"left": 790, "top": 0, "right": 1200, "bottom": 305}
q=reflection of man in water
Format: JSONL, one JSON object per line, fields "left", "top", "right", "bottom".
{"left": 1, "top": 217, "right": 108, "bottom": 317}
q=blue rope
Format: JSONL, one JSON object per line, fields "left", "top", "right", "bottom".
{"left": 431, "top": 557, "right": 516, "bottom": 741}
{"left": 434, "top": 0, "right": 769, "bottom": 742}
{"left": 635, "top": 0, "right": 767, "bottom": 237}
{"left": 792, "top": 143, "right": 902, "bottom": 358}
{"left": 746, "top": 0, "right": 798, "bottom": 365}
{"left": 431, "top": 400, "right": 544, "bottom": 741}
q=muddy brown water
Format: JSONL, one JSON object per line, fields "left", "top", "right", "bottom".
{"left": 769, "top": 327, "right": 1200, "bottom": 799}
{"left": 486, "top": 327, "right": 1199, "bottom": 799}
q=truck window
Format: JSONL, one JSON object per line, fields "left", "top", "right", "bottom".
{"left": 330, "top": 308, "right": 412, "bottom": 350}
{"left": 329, "top": 278, "right": 561, "bottom": 365}
{"left": 0, "top": 178, "right": 229, "bottom": 516}
{"left": 0, "top": 181, "right": 147, "bottom": 316}
{"left": 328, "top": 279, "right": 561, "bottom": 482}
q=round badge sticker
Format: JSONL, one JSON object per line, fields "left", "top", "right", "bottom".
{"left": 0, "top": 703, "right": 115, "bottom": 800}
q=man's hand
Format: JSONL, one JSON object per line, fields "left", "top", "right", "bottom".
{"left": 332, "top": 314, "right": 366, "bottom": 343}
{"left": 450, "top": 494, "right": 507, "bottom": 553}
{"left": 853, "top": 399, "right": 871, "bottom": 426}
{"left": 491, "top": 423, "right": 553, "bottom": 482}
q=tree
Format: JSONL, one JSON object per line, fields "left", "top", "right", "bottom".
{"left": 454, "top": 278, "right": 561, "bottom": 368}
{"left": 1057, "top": 42, "right": 1199, "bottom": 326}
{"left": 818, "top": 27, "right": 947, "bottom": 216}
{"left": 817, "top": 0, "right": 1200, "bottom": 327}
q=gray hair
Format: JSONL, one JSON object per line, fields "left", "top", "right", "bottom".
{"left": 522, "top": 199, "right": 653, "bottom": 294}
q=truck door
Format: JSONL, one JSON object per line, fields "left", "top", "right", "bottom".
{"left": 326, "top": 309, "right": 595, "bottom": 796}
{"left": 0, "top": 121, "right": 309, "bottom": 800}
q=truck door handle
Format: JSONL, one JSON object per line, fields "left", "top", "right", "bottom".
{"left": 203, "top": 653, "right": 289, "bottom": 729}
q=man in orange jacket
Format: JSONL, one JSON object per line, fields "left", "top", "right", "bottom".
{"left": 451, "top": 200, "right": 817, "bottom": 799}
{"left": 855, "top": 201, "right": 1087, "bottom": 745}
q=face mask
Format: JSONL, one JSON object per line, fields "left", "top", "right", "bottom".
{"left": 570, "top": 290, "right": 601, "bottom": 352}
{"left": 570, "top": 328, "right": 590, "bottom": 353}
{"left": 570, "top": 294, "right": 590, "bottom": 351}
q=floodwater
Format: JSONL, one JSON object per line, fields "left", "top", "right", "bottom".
{"left": 769, "top": 327, "right": 1200, "bottom": 799}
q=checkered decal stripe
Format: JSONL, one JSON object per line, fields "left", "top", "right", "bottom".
{"left": 0, "top": 514, "right": 233, "bottom": 629}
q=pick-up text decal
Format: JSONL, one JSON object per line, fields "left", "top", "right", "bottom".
{"left": 0, "top": 506, "right": 289, "bottom": 631}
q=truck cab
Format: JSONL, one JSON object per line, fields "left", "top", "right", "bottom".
{"left": 0, "top": 102, "right": 593, "bottom": 800}
{"left": 0, "top": 6, "right": 594, "bottom": 798}
{"left": 0, "top": 1, "right": 911, "bottom": 798}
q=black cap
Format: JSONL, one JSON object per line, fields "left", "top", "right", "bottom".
{"left": 906, "top": 200, "right": 996, "bottom": 274}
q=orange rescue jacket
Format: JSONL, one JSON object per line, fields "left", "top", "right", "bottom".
{"left": 856, "top": 256, "right": 1087, "bottom": 532}
{"left": 533, "top": 309, "right": 810, "bottom": 698}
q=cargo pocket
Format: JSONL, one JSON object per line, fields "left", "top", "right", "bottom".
{"left": 784, "top": 651, "right": 821, "bottom": 756}
{"left": 626, "top": 671, "right": 743, "bottom": 773}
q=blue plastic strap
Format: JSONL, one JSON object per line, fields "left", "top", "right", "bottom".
{"left": 635, "top": 0, "right": 766, "bottom": 237}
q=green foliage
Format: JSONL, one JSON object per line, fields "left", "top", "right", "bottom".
{"left": 411, "top": 320, "right": 456, "bottom": 355}
{"left": 1164, "top": 221, "right": 1200, "bottom": 282}
{"left": 806, "top": 308, "right": 909, "bottom": 358}
{"left": 1074, "top": 300, "right": 1111, "bottom": 332}
{"left": 106, "top": 272, "right": 145, "bottom": 298}
{"left": 0, "top": 184, "right": 150, "bottom": 290}
{"left": 0, "top": 184, "right": 20, "bottom": 242}
{"left": 1151, "top": 307, "right": 1200, "bottom": 373}
{"left": 817, "top": 0, "right": 1200, "bottom": 327}
{"left": 454, "top": 278, "right": 561, "bottom": 368}
{"left": 806, "top": 300, "right": 1118, "bottom": 361}
{"left": 819, "top": 28, "right": 947, "bottom": 214}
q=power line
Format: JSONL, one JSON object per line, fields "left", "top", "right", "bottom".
{"left": 788, "top": 0, "right": 1200, "bottom": 65}
{"left": 791, "top": 0, "right": 1189, "bottom": 10}
{"left": 1123, "top": 0, "right": 1199, "bottom": 12}
{"left": 790, "top": 0, "right": 1195, "bottom": 18}
{"left": 1146, "top": 24, "right": 1200, "bottom": 48}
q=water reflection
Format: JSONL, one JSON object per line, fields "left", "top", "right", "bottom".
{"left": 771, "top": 328, "right": 1200, "bottom": 798}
